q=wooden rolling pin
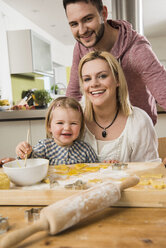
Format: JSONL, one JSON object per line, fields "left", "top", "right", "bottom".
{"left": 0, "top": 176, "right": 139, "bottom": 248}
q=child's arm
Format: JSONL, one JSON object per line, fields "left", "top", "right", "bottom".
{"left": 16, "top": 141, "right": 32, "bottom": 159}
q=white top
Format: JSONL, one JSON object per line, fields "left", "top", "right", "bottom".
{"left": 83, "top": 107, "right": 160, "bottom": 163}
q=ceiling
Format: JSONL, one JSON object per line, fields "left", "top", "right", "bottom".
{"left": 2, "top": 0, "right": 166, "bottom": 46}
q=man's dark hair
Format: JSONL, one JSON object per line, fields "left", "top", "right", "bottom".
{"left": 63, "top": 0, "right": 103, "bottom": 13}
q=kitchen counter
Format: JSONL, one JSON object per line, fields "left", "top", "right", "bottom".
{"left": 0, "top": 206, "right": 166, "bottom": 248}
{"left": 0, "top": 101, "right": 164, "bottom": 122}
{"left": 0, "top": 95, "right": 65, "bottom": 122}
{"left": 0, "top": 108, "right": 165, "bottom": 122}
{"left": 0, "top": 109, "right": 47, "bottom": 121}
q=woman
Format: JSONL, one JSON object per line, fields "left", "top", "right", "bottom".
{"left": 78, "top": 50, "right": 160, "bottom": 162}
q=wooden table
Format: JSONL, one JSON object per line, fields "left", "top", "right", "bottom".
{"left": 0, "top": 206, "right": 166, "bottom": 248}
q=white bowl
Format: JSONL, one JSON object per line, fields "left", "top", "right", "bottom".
{"left": 3, "top": 158, "right": 49, "bottom": 186}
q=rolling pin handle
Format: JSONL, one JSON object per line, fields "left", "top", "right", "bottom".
{"left": 119, "top": 176, "right": 140, "bottom": 191}
{"left": 0, "top": 218, "right": 49, "bottom": 248}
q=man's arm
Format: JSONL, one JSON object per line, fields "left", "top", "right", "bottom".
{"left": 131, "top": 42, "right": 166, "bottom": 111}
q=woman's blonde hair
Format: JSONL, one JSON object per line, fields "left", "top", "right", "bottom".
{"left": 78, "top": 51, "right": 132, "bottom": 121}
{"left": 45, "top": 96, "right": 84, "bottom": 140}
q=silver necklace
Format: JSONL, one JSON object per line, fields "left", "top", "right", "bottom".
{"left": 93, "top": 108, "right": 119, "bottom": 138}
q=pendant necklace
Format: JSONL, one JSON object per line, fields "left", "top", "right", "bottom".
{"left": 93, "top": 107, "right": 119, "bottom": 138}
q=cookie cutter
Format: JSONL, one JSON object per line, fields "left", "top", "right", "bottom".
{"left": 65, "top": 180, "right": 88, "bottom": 190}
{"left": 112, "top": 163, "right": 128, "bottom": 170}
{"left": 0, "top": 216, "right": 9, "bottom": 234}
{"left": 24, "top": 208, "right": 42, "bottom": 223}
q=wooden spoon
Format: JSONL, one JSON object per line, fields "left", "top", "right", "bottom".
{"left": 24, "top": 128, "right": 30, "bottom": 167}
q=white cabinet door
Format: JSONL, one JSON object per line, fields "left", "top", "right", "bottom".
{"left": 0, "top": 121, "right": 30, "bottom": 158}
{"left": 31, "top": 31, "right": 53, "bottom": 75}
{"left": 0, "top": 119, "right": 46, "bottom": 158}
{"left": 7, "top": 30, "right": 53, "bottom": 76}
{"left": 30, "top": 119, "right": 46, "bottom": 146}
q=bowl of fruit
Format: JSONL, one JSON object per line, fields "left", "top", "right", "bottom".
{"left": 0, "top": 99, "right": 10, "bottom": 111}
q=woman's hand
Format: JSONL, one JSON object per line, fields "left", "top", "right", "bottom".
{"left": 0, "top": 157, "right": 15, "bottom": 166}
{"left": 103, "top": 159, "right": 119, "bottom": 163}
{"left": 16, "top": 141, "right": 32, "bottom": 159}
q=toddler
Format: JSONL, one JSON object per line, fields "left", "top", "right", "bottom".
{"left": 16, "top": 97, "right": 98, "bottom": 165}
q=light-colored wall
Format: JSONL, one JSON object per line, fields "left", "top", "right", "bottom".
{"left": 155, "top": 114, "right": 166, "bottom": 138}
{"left": 11, "top": 75, "right": 44, "bottom": 105}
{"left": 147, "top": 35, "right": 166, "bottom": 138}
{"left": 0, "top": 0, "right": 74, "bottom": 103}
{"left": 147, "top": 36, "right": 166, "bottom": 61}
{"left": 0, "top": 8, "right": 13, "bottom": 103}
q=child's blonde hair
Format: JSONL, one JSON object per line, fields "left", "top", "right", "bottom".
{"left": 45, "top": 96, "right": 84, "bottom": 140}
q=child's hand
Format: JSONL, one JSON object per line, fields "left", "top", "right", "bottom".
{"left": 16, "top": 142, "right": 32, "bottom": 159}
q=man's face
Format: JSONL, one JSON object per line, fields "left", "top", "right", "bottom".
{"left": 66, "top": 2, "right": 105, "bottom": 48}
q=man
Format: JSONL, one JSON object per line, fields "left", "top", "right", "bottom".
{"left": 63, "top": 0, "right": 166, "bottom": 125}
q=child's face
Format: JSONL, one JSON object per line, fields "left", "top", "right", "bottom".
{"left": 49, "top": 107, "right": 82, "bottom": 146}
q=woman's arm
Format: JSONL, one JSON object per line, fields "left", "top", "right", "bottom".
{"left": 129, "top": 108, "right": 160, "bottom": 162}
{"left": 0, "top": 157, "right": 15, "bottom": 166}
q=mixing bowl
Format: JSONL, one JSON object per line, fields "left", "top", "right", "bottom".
{"left": 3, "top": 158, "right": 49, "bottom": 186}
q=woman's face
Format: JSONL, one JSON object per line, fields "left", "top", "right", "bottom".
{"left": 81, "top": 58, "right": 118, "bottom": 107}
{"left": 49, "top": 107, "right": 82, "bottom": 146}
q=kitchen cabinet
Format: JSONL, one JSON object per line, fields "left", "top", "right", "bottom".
{"left": 7, "top": 30, "right": 53, "bottom": 77}
{"left": 30, "top": 119, "right": 46, "bottom": 146}
{"left": 0, "top": 119, "right": 45, "bottom": 157}
{"left": 0, "top": 120, "right": 29, "bottom": 157}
